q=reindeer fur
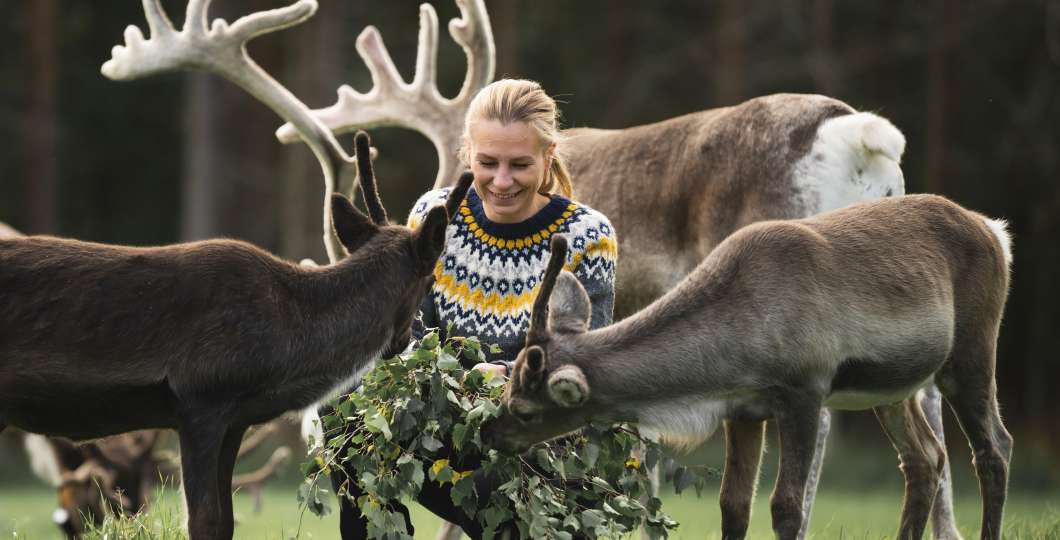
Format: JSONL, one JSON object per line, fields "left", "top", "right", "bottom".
{"left": 486, "top": 195, "right": 1012, "bottom": 540}
{"left": 0, "top": 137, "right": 473, "bottom": 540}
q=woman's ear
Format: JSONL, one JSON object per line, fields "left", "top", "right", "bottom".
{"left": 331, "top": 193, "right": 378, "bottom": 254}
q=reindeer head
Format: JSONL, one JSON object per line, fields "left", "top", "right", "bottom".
{"left": 482, "top": 235, "right": 598, "bottom": 453}
{"left": 332, "top": 131, "right": 472, "bottom": 357}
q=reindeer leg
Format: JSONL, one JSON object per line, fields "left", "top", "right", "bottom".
{"left": 919, "top": 385, "right": 963, "bottom": 540}
{"left": 217, "top": 425, "right": 248, "bottom": 540}
{"left": 720, "top": 419, "right": 765, "bottom": 540}
{"left": 769, "top": 396, "right": 821, "bottom": 540}
{"left": 797, "top": 408, "right": 830, "bottom": 540}
{"left": 178, "top": 421, "right": 230, "bottom": 540}
{"left": 939, "top": 371, "right": 1011, "bottom": 539}
{"left": 875, "top": 398, "right": 945, "bottom": 540}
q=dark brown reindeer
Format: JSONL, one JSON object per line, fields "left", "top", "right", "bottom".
{"left": 483, "top": 195, "right": 1013, "bottom": 540}
{"left": 4, "top": 4, "right": 437, "bottom": 537}
{"left": 272, "top": 2, "right": 960, "bottom": 538}
{"left": 0, "top": 130, "right": 472, "bottom": 540}
{"left": 5, "top": 220, "right": 292, "bottom": 537}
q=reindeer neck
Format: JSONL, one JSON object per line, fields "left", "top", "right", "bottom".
{"left": 565, "top": 266, "right": 754, "bottom": 419}
{"left": 285, "top": 247, "right": 416, "bottom": 379}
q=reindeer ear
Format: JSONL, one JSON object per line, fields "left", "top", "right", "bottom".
{"left": 524, "top": 345, "right": 545, "bottom": 374}
{"left": 331, "top": 193, "right": 378, "bottom": 254}
{"left": 517, "top": 345, "right": 547, "bottom": 391}
{"left": 412, "top": 205, "right": 449, "bottom": 272}
{"left": 549, "top": 271, "right": 591, "bottom": 334}
{"left": 548, "top": 365, "right": 589, "bottom": 407}
{"left": 445, "top": 172, "right": 473, "bottom": 218}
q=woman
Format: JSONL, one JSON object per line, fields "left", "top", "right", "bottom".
{"left": 338, "top": 79, "right": 618, "bottom": 539}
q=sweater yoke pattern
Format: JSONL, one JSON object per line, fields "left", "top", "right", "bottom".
{"left": 408, "top": 187, "right": 617, "bottom": 354}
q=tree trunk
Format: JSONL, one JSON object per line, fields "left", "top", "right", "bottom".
{"left": 714, "top": 0, "right": 747, "bottom": 106}
{"left": 25, "top": 0, "right": 59, "bottom": 234}
{"left": 277, "top": 0, "right": 346, "bottom": 262}
{"left": 181, "top": 73, "right": 220, "bottom": 241}
{"left": 924, "top": 0, "right": 958, "bottom": 195}
{"left": 491, "top": 0, "right": 520, "bottom": 77}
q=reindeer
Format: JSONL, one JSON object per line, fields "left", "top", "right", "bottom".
{"left": 24, "top": 431, "right": 162, "bottom": 538}
{"left": 0, "top": 126, "right": 470, "bottom": 540}
{"left": 5, "top": 198, "right": 295, "bottom": 539}
{"left": 272, "top": 2, "right": 960, "bottom": 538}
{"left": 482, "top": 195, "right": 1013, "bottom": 540}
{"left": 23, "top": 424, "right": 291, "bottom": 538}
{"left": 3, "top": 4, "right": 478, "bottom": 536}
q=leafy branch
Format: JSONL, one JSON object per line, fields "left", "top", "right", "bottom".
{"left": 300, "top": 331, "right": 680, "bottom": 539}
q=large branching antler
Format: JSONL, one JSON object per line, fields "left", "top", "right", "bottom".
{"left": 275, "top": 0, "right": 495, "bottom": 189}
{"left": 102, "top": 0, "right": 377, "bottom": 263}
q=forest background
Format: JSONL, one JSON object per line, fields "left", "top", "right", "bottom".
{"left": 1, "top": 0, "right": 1058, "bottom": 505}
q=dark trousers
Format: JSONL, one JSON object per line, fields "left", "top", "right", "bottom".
{"left": 329, "top": 447, "right": 515, "bottom": 539}
{"left": 320, "top": 401, "right": 514, "bottom": 540}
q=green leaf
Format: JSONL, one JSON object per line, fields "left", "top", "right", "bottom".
{"left": 450, "top": 475, "right": 476, "bottom": 506}
{"left": 421, "top": 434, "right": 443, "bottom": 452}
{"left": 437, "top": 350, "right": 461, "bottom": 371}
{"left": 365, "top": 411, "right": 392, "bottom": 440}
{"left": 421, "top": 331, "right": 440, "bottom": 349}
{"left": 580, "top": 509, "right": 605, "bottom": 529}
{"left": 452, "top": 422, "right": 470, "bottom": 450}
{"left": 582, "top": 443, "right": 601, "bottom": 468}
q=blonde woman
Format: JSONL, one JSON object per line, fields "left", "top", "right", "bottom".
{"left": 335, "top": 79, "right": 619, "bottom": 539}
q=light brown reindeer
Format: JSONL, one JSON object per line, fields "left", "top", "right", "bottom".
{"left": 482, "top": 195, "right": 1013, "bottom": 540}
{"left": 272, "top": 2, "right": 961, "bottom": 538}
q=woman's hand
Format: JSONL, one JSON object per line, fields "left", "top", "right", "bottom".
{"left": 473, "top": 362, "right": 509, "bottom": 379}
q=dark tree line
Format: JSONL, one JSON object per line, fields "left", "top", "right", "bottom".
{"left": 1, "top": 1, "right": 1057, "bottom": 457}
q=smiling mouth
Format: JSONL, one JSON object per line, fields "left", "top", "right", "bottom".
{"left": 489, "top": 189, "right": 523, "bottom": 201}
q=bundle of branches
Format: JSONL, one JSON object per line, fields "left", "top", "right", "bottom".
{"left": 300, "top": 329, "right": 679, "bottom": 539}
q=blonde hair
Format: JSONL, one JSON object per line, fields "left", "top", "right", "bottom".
{"left": 460, "top": 79, "right": 574, "bottom": 199}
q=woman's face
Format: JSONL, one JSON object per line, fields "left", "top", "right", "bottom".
{"left": 468, "top": 120, "right": 554, "bottom": 224}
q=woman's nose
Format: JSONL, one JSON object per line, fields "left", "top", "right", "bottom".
{"left": 492, "top": 167, "right": 514, "bottom": 188}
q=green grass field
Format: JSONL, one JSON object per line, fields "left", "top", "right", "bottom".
{"left": 2, "top": 482, "right": 1058, "bottom": 539}
{"left": 4, "top": 432, "right": 1058, "bottom": 539}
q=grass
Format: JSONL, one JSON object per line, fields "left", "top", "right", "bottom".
{"left": 3, "top": 431, "right": 1058, "bottom": 539}
{"left": 2, "top": 482, "right": 1058, "bottom": 539}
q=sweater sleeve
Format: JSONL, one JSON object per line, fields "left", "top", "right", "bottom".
{"left": 568, "top": 210, "right": 618, "bottom": 330}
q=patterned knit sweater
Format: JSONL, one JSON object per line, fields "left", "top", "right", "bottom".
{"left": 407, "top": 186, "right": 617, "bottom": 362}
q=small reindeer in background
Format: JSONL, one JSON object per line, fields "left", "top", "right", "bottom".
{"left": 484, "top": 194, "right": 1013, "bottom": 540}
{"left": 23, "top": 424, "right": 291, "bottom": 539}
{"left": 272, "top": 3, "right": 962, "bottom": 538}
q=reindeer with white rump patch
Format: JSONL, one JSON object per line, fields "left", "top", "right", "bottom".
{"left": 483, "top": 195, "right": 1013, "bottom": 540}
{"left": 274, "top": 3, "right": 964, "bottom": 538}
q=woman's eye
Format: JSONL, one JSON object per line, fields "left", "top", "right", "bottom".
{"left": 477, "top": 160, "right": 497, "bottom": 168}
{"left": 511, "top": 163, "right": 530, "bottom": 170}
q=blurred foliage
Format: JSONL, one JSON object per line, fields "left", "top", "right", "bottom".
{"left": 1, "top": 0, "right": 1058, "bottom": 452}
